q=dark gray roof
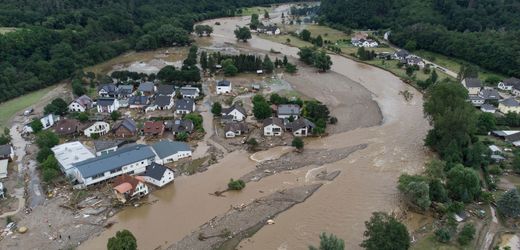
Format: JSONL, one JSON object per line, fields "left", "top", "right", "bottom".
{"left": 165, "top": 119, "right": 194, "bottom": 133}
{"left": 151, "top": 140, "right": 191, "bottom": 159}
{"left": 129, "top": 96, "right": 149, "bottom": 105}
{"left": 407, "top": 57, "right": 423, "bottom": 64}
{"left": 179, "top": 87, "right": 199, "bottom": 96}
{"left": 506, "top": 132, "right": 520, "bottom": 142}
{"left": 99, "top": 84, "right": 117, "bottom": 94}
{"left": 222, "top": 104, "right": 247, "bottom": 116}
{"left": 140, "top": 162, "right": 170, "bottom": 181}
{"left": 74, "top": 144, "right": 156, "bottom": 178}
{"left": 464, "top": 78, "right": 482, "bottom": 88}
{"left": 503, "top": 77, "right": 520, "bottom": 86}
{"left": 263, "top": 117, "right": 285, "bottom": 128}
{"left": 74, "top": 95, "right": 93, "bottom": 107}
{"left": 277, "top": 104, "right": 301, "bottom": 116}
{"left": 138, "top": 82, "right": 155, "bottom": 93}
{"left": 156, "top": 85, "right": 175, "bottom": 95}
{"left": 224, "top": 122, "right": 249, "bottom": 133}
{"left": 0, "top": 144, "right": 11, "bottom": 156}
{"left": 395, "top": 50, "right": 410, "bottom": 58}
{"left": 97, "top": 98, "right": 115, "bottom": 106}
{"left": 175, "top": 98, "right": 195, "bottom": 110}
{"left": 114, "top": 118, "right": 137, "bottom": 132}
{"left": 93, "top": 140, "right": 125, "bottom": 152}
{"left": 154, "top": 96, "right": 172, "bottom": 107}
{"left": 286, "top": 118, "right": 315, "bottom": 130}
{"left": 501, "top": 98, "right": 519, "bottom": 107}
{"left": 217, "top": 80, "right": 231, "bottom": 87}
{"left": 479, "top": 89, "right": 501, "bottom": 100}
{"left": 117, "top": 85, "right": 133, "bottom": 95}
{"left": 480, "top": 104, "right": 496, "bottom": 111}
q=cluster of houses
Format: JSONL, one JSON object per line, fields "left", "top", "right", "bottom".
{"left": 351, "top": 33, "right": 379, "bottom": 48}
{"left": 462, "top": 77, "right": 520, "bottom": 114}
{"left": 392, "top": 49, "right": 426, "bottom": 68}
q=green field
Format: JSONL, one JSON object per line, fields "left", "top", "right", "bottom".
{"left": 367, "top": 59, "right": 454, "bottom": 83}
{"left": 0, "top": 86, "right": 54, "bottom": 130}
{"left": 412, "top": 234, "right": 474, "bottom": 250}
{"left": 240, "top": 6, "right": 272, "bottom": 16}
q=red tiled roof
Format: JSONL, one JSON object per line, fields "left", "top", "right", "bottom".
{"left": 143, "top": 121, "right": 165, "bottom": 134}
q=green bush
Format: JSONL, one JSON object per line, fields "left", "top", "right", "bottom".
{"left": 228, "top": 178, "right": 245, "bottom": 190}
{"left": 457, "top": 223, "right": 475, "bottom": 246}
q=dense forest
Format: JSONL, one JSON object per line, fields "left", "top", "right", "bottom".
{"left": 0, "top": 0, "right": 301, "bottom": 102}
{"left": 320, "top": 0, "right": 520, "bottom": 77}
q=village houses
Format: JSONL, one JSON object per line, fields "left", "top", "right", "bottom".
{"left": 96, "top": 98, "right": 120, "bottom": 113}
{"left": 68, "top": 95, "right": 93, "bottom": 112}
{"left": 54, "top": 119, "right": 80, "bottom": 136}
{"left": 112, "top": 175, "right": 149, "bottom": 203}
{"left": 112, "top": 118, "right": 138, "bottom": 138}
{"left": 224, "top": 122, "right": 249, "bottom": 138}
{"left": 221, "top": 104, "right": 247, "bottom": 122}
{"left": 165, "top": 119, "right": 194, "bottom": 135}
{"left": 175, "top": 98, "right": 196, "bottom": 114}
{"left": 150, "top": 140, "right": 192, "bottom": 164}
{"left": 286, "top": 118, "right": 315, "bottom": 137}
{"left": 79, "top": 121, "right": 110, "bottom": 137}
{"left": 263, "top": 117, "right": 285, "bottom": 136}
{"left": 498, "top": 77, "right": 520, "bottom": 91}
{"left": 498, "top": 98, "right": 520, "bottom": 114}
{"left": 98, "top": 84, "right": 117, "bottom": 97}
{"left": 143, "top": 121, "right": 166, "bottom": 136}
{"left": 277, "top": 104, "right": 301, "bottom": 120}
{"left": 93, "top": 140, "right": 126, "bottom": 156}
{"left": 179, "top": 86, "right": 200, "bottom": 99}
{"left": 51, "top": 141, "right": 95, "bottom": 177}
{"left": 139, "top": 162, "right": 174, "bottom": 188}
{"left": 137, "top": 82, "right": 156, "bottom": 96}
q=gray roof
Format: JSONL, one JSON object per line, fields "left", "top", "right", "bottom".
{"left": 156, "top": 85, "right": 175, "bottom": 95}
{"left": 99, "top": 84, "right": 117, "bottom": 94}
{"left": 74, "top": 95, "right": 93, "bottom": 107}
{"left": 286, "top": 118, "right": 315, "bottom": 130}
{"left": 138, "top": 82, "right": 155, "bottom": 93}
{"left": 165, "top": 119, "right": 194, "bottom": 133}
{"left": 479, "top": 89, "right": 501, "bottom": 100}
{"left": 97, "top": 98, "right": 115, "bottom": 106}
{"left": 464, "top": 78, "right": 482, "bottom": 88}
{"left": 74, "top": 144, "right": 156, "bottom": 178}
{"left": 395, "top": 50, "right": 410, "bottom": 58}
{"left": 277, "top": 104, "right": 301, "bottom": 116}
{"left": 154, "top": 96, "right": 172, "bottom": 107}
{"left": 140, "top": 162, "right": 170, "bottom": 181}
{"left": 503, "top": 77, "right": 520, "bottom": 86}
{"left": 117, "top": 85, "right": 133, "bottom": 95}
{"left": 0, "top": 144, "right": 11, "bottom": 156}
{"left": 93, "top": 140, "right": 125, "bottom": 152}
{"left": 263, "top": 117, "right": 285, "bottom": 128}
{"left": 224, "top": 122, "right": 249, "bottom": 133}
{"left": 175, "top": 98, "right": 195, "bottom": 110}
{"left": 129, "top": 96, "right": 149, "bottom": 105}
{"left": 501, "top": 98, "right": 519, "bottom": 107}
{"left": 180, "top": 87, "right": 199, "bottom": 96}
{"left": 222, "top": 104, "right": 247, "bottom": 116}
{"left": 114, "top": 118, "right": 137, "bottom": 132}
{"left": 480, "top": 104, "right": 496, "bottom": 111}
{"left": 217, "top": 80, "right": 231, "bottom": 87}
{"left": 151, "top": 140, "right": 191, "bottom": 159}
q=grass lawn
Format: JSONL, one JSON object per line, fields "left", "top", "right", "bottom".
{"left": 258, "top": 34, "right": 313, "bottom": 48}
{"left": 282, "top": 24, "right": 352, "bottom": 43}
{"left": 0, "top": 27, "right": 18, "bottom": 34}
{"left": 240, "top": 6, "right": 272, "bottom": 16}
{"left": 412, "top": 234, "right": 474, "bottom": 250}
{"left": 366, "top": 59, "right": 454, "bottom": 83}
{"left": 0, "top": 85, "right": 55, "bottom": 130}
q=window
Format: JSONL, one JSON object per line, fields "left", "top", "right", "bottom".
{"left": 110, "top": 167, "right": 122, "bottom": 174}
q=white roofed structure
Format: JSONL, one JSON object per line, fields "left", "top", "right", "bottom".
{"left": 51, "top": 141, "right": 95, "bottom": 176}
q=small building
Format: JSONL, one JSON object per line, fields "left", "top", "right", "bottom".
{"left": 498, "top": 98, "right": 520, "bottom": 114}
{"left": 216, "top": 80, "right": 232, "bottom": 95}
{"left": 480, "top": 104, "right": 496, "bottom": 113}
{"left": 128, "top": 96, "right": 149, "bottom": 109}
{"left": 98, "top": 84, "right": 117, "bottom": 97}
{"left": 352, "top": 38, "right": 378, "bottom": 48}
{"left": 0, "top": 160, "right": 7, "bottom": 179}
{"left": 469, "top": 95, "right": 485, "bottom": 107}
{"left": 137, "top": 82, "right": 155, "bottom": 96}
{"left": 54, "top": 119, "right": 80, "bottom": 136}
{"left": 175, "top": 98, "right": 195, "bottom": 114}
{"left": 0, "top": 144, "right": 14, "bottom": 161}
{"left": 51, "top": 141, "right": 95, "bottom": 176}
{"left": 263, "top": 117, "right": 285, "bottom": 136}
{"left": 165, "top": 119, "right": 194, "bottom": 135}
{"left": 40, "top": 114, "right": 61, "bottom": 130}
{"left": 286, "top": 118, "right": 315, "bottom": 137}
{"left": 462, "top": 78, "right": 482, "bottom": 95}
{"left": 221, "top": 105, "right": 247, "bottom": 122}
{"left": 488, "top": 145, "right": 502, "bottom": 155}
{"left": 140, "top": 162, "right": 174, "bottom": 188}
{"left": 277, "top": 104, "right": 301, "bottom": 120}
{"left": 179, "top": 86, "right": 200, "bottom": 99}
{"left": 224, "top": 122, "right": 249, "bottom": 138}
{"left": 79, "top": 121, "right": 110, "bottom": 137}
{"left": 393, "top": 50, "right": 411, "bottom": 60}
{"left": 143, "top": 121, "right": 165, "bottom": 136}
{"left": 116, "top": 85, "right": 134, "bottom": 99}
{"left": 94, "top": 140, "right": 126, "bottom": 156}
{"left": 156, "top": 85, "right": 176, "bottom": 96}
{"left": 265, "top": 26, "right": 281, "bottom": 35}
{"left": 151, "top": 140, "right": 192, "bottom": 164}
{"left": 406, "top": 57, "right": 425, "bottom": 68}
{"left": 498, "top": 77, "right": 520, "bottom": 91}
{"left": 68, "top": 95, "right": 93, "bottom": 112}
{"left": 112, "top": 175, "right": 149, "bottom": 203}
{"left": 96, "top": 98, "right": 119, "bottom": 113}
{"left": 146, "top": 96, "right": 173, "bottom": 112}
{"left": 113, "top": 118, "right": 138, "bottom": 138}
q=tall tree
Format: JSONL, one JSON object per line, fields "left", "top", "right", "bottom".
{"left": 107, "top": 230, "right": 137, "bottom": 250}
{"left": 360, "top": 212, "right": 410, "bottom": 250}
{"left": 234, "top": 26, "right": 252, "bottom": 42}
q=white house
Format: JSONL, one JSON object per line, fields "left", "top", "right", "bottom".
{"left": 51, "top": 141, "right": 96, "bottom": 177}
{"left": 113, "top": 175, "right": 149, "bottom": 203}
{"left": 140, "top": 163, "right": 174, "bottom": 187}
{"left": 498, "top": 77, "right": 520, "bottom": 91}
{"left": 68, "top": 95, "right": 93, "bottom": 112}
{"left": 41, "top": 114, "right": 61, "bottom": 130}
{"left": 179, "top": 86, "right": 200, "bottom": 99}
{"left": 265, "top": 26, "right": 281, "bottom": 35}
{"left": 224, "top": 122, "right": 249, "bottom": 138}
{"left": 352, "top": 39, "right": 378, "bottom": 48}
{"left": 462, "top": 78, "right": 482, "bottom": 95}
{"left": 263, "top": 117, "right": 284, "bottom": 136}
{"left": 96, "top": 98, "right": 119, "bottom": 113}
{"left": 277, "top": 104, "right": 301, "bottom": 120}
{"left": 216, "top": 80, "right": 232, "bottom": 95}
{"left": 98, "top": 84, "right": 117, "bottom": 97}
{"left": 0, "top": 160, "right": 7, "bottom": 179}
{"left": 151, "top": 140, "right": 192, "bottom": 164}
{"left": 221, "top": 105, "right": 247, "bottom": 122}
{"left": 80, "top": 121, "right": 110, "bottom": 137}
{"left": 286, "top": 118, "right": 315, "bottom": 137}
{"left": 0, "top": 144, "right": 15, "bottom": 161}
{"left": 175, "top": 98, "right": 195, "bottom": 114}
{"left": 406, "top": 57, "right": 425, "bottom": 68}
{"left": 469, "top": 95, "right": 485, "bottom": 107}
{"left": 498, "top": 98, "right": 520, "bottom": 114}
{"left": 73, "top": 144, "right": 156, "bottom": 188}
{"left": 146, "top": 96, "right": 173, "bottom": 112}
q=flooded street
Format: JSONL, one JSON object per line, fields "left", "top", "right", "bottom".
{"left": 82, "top": 5, "right": 429, "bottom": 249}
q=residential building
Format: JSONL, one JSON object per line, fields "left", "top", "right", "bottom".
{"left": 137, "top": 82, "right": 155, "bottom": 96}
{"left": 165, "top": 119, "right": 194, "bottom": 135}
{"left": 113, "top": 118, "right": 138, "bottom": 138}
{"left": 175, "top": 98, "right": 195, "bottom": 114}
{"left": 224, "top": 122, "right": 249, "bottom": 138}
{"left": 116, "top": 85, "right": 134, "bottom": 99}
{"left": 79, "top": 121, "right": 110, "bottom": 137}
{"left": 156, "top": 85, "right": 176, "bottom": 96}
{"left": 51, "top": 141, "right": 95, "bottom": 176}
{"left": 406, "top": 57, "right": 425, "bottom": 68}
{"left": 41, "top": 114, "right": 60, "bottom": 130}
{"left": 479, "top": 88, "right": 501, "bottom": 101}
{"left": 0, "top": 182, "right": 4, "bottom": 197}
{"left": 263, "top": 117, "right": 284, "bottom": 136}
{"left": 393, "top": 50, "right": 410, "bottom": 60}
{"left": 73, "top": 144, "right": 156, "bottom": 188}
{"left": 68, "top": 95, "right": 93, "bottom": 112}
{"left": 54, "top": 119, "right": 80, "bottom": 136}
{"left": 352, "top": 39, "right": 378, "bottom": 48}
{"left": 128, "top": 96, "right": 149, "bottom": 109}
{"left": 221, "top": 105, "right": 247, "bottom": 122}
{"left": 98, "top": 84, "right": 117, "bottom": 97}
{"left": 512, "top": 82, "right": 520, "bottom": 96}
{"left": 151, "top": 140, "right": 192, "bottom": 164}
{"left": 140, "top": 162, "right": 174, "bottom": 187}
{"left": 498, "top": 98, "right": 520, "bottom": 114}
{"left": 498, "top": 77, "right": 520, "bottom": 91}
{"left": 462, "top": 78, "right": 482, "bottom": 95}
{"left": 480, "top": 104, "right": 497, "bottom": 113}
{"left": 112, "top": 175, "right": 149, "bottom": 203}
{"left": 143, "top": 121, "right": 165, "bottom": 136}
{"left": 216, "top": 80, "right": 232, "bottom": 95}
{"left": 265, "top": 26, "right": 281, "bottom": 35}
{"left": 96, "top": 98, "right": 119, "bottom": 113}
{"left": 179, "top": 86, "right": 200, "bottom": 99}
{"left": 0, "top": 160, "right": 7, "bottom": 179}
{"left": 146, "top": 96, "right": 173, "bottom": 112}
{"left": 277, "top": 104, "right": 301, "bottom": 119}
{"left": 286, "top": 118, "right": 315, "bottom": 137}
{"left": 0, "top": 144, "right": 14, "bottom": 161}
{"left": 469, "top": 95, "right": 485, "bottom": 106}
{"left": 94, "top": 140, "right": 126, "bottom": 156}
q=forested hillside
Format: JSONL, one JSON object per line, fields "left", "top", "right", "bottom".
{"left": 321, "top": 0, "right": 520, "bottom": 77}
{"left": 0, "top": 0, "right": 299, "bottom": 102}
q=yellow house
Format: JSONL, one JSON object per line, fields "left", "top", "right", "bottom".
{"left": 498, "top": 98, "right": 520, "bottom": 114}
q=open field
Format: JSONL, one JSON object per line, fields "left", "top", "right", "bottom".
{"left": 412, "top": 234, "right": 474, "bottom": 250}
{"left": 0, "top": 27, "right": 18, "bottom": 34}
{"left": 0, "top": 86, "right": 55, "bottom": 130}
{"left": 240, "top": 6, "right": 272, "bottom": 16}
{"left": 258, "top": 34, "right": 312, "bottom": 48}
{"left": 366, "top": 59, "right": 454, "bottom": 82}
{"left": 283, "top": 24, "right": 352, "bottom": 42}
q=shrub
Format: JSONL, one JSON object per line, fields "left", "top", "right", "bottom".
{"left": 228, "top": 178, "right": 245, "bottom": 190}
{"left": 435, "top": 227, "right": 452, "bottom": 243}
{"left": 457, "top": 223, "right": 475, "bottom": 246}
{"left": 292, "top": 137, "right": 304, "bottom": 150}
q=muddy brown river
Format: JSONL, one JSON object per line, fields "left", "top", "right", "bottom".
{"left": 81, "top": 5, "right": 429, "bottom": 250}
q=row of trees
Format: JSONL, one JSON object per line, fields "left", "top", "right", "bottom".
{"left": 156, "top": 45, "right": 201, "bottom": 83}
{"left": 298, "top": 47, "right": 332, "bottom": 72}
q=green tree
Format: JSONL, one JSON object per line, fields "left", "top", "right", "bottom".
{"left": 476, "top": 112, "right": 496, "bottom": 135}
{"left": 300, "top": 29, "right": 311, "bottom": 41}
{"left": 107, "top": 230, "right": 137, "bottom": 250}
{"left": 309, "top": 232, "right": 345, "bottom": 250}
{"left": 446, "top": 165, "right": 481, "bottom": 203}
{"left": 77, "top": 112, "right": 89, "bottom": 122}
{"left": 176, "top": 131, "right": 189, "bottom": 141}
{"left": 224, "top": 64, "right": 238, "bottom": 76}
{"left": 185, "top": 113, "right": 203, "bottom": 130}
{"left": 111, "top": 111, "right": 121, "bottom": 121}
{"left": 200, "top": 51, "right": 208, "bottom": 72}
{"left": 429, "top": 179, "right": 448, "bottom": 202}
{"left": 315, "top": 35, "right": 323, "bottom": 47}
{"left": 252, "top": 98, "right": 271, "bottom": 120}
{"left": 36, "top": 147, "right": 53, "bottom": 163}
{"left": 30, "top": 118, "right": 44, "bottom": 133}
{"left": 44, "top": 98, "right": 68, "bottom": 115}
{"left": 285, "top": 63, "right": 298, "bottom": 73}
{"left": 211, "top": 102, "right": 222, "bottom": 116}
{"left": 435, "top": 227, "right": 452, "bottom": 243}
{"left": 457, "top": 223, "right": 475, "bottom": 246}
{"left": 264, "top": 10, "right": 270, "bottom": 19}
{"left": 360, "top": 212, "right": 410, "bottom": 250}
{"left": 234, "top": 26, "right": 252, "bottom": 42}
{"left": 298, "top": 47, "right": 316, "bottom": 65}
{"left": 398, "top": 174, "right": 431, "bottom": 210}
{"left": 228, "top": 178, "right": 246, "bottom": 190}
{"left": 313, "top": 51, "right": 332, "bottom": 72}
{"left": 262, "top": 55, "right": 274, "bottom": 73}
{"left": 497, "top": 188, "right": 520, "bottom": 218}
{"left": 292, "top": 137, "right": 304, "bottom": 151}
{"left": 36, "top": 131, "right": 59, "bottom": 148}
{"left": 250, "top": 13, "right": 260, "bottom": 30}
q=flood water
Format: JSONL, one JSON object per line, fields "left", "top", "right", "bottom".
{"left": 81, "top": 5, "right": 429, "bottom": 250}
